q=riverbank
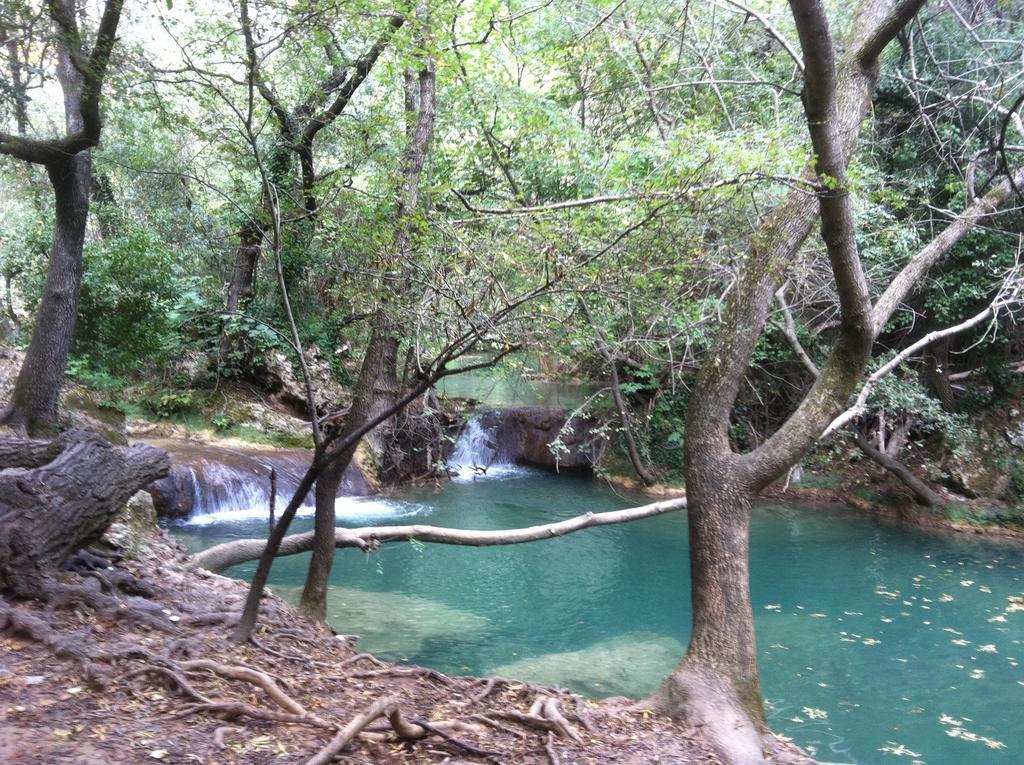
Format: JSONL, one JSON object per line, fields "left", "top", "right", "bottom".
{"left": 0, "top": 507, "right": 732, "bottom": 765}
{"left": 601, "top": 463, "right": 1024, "bottom": 543}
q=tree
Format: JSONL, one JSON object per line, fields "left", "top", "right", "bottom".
{"left": 646, "top": 1, "right": 1024, "bottom": 762}
{"left": 0, "top": 0, "right": 123, "bottom": 435}
{"left": 298, "top": 11, "right": 437, "bottom": 621}
{"left": 221, "top": 0, "right": 404, "bottom": 324}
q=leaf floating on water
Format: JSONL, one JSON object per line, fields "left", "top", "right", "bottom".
{"left": 878, "top": 741, "right": 922, "bottom": 757}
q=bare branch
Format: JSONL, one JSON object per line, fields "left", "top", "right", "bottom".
{"left": 193, "top": 498, "right": 688, "bottom": 573}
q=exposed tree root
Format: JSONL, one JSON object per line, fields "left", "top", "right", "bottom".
{"left": 468, "top": 676, "right": 504, "bottom": 705}
{"left": 410, "top": 717, "right": 505, "bottom": 763}
{"left": 544, "top": 731, "right": 560, "bottom": 765}
{"left": 177, "top": 700, "right": 330, "bottom": 728}
{"left": 478, "top": 694, "right": 583, "bottom": 743}
{"left": 649, "top": 664, "right": 769, "bottom": 765}
{"left": 345, "top": 666, "right": 454, "bottom": 685}
{"left": 250, "top": 634, "right": 335, "bottom": 668}
{"left": 178, "top": 658, "right": 308, "bottom": 715}
{"left": 339, "top": 651, "right": 386, "bottom": 668}
{"left": 305, "top": 696, "right": 483, "bottom": 765}
{"left": 213, "top": 725, "right": 244, "bottom": 750}
{"left": 125, "top": 665, "right": 213, "bottom": 705}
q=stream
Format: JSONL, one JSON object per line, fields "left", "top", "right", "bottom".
{"left": 166, "top": 412, "right": 1024, "bottom": 765}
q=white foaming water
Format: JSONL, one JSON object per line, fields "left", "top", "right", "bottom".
{"left": 447, "top": 416, "right": 525, "bottom": 482}
{"left": 180, "top": 495, "right": 430, "bottom": 527}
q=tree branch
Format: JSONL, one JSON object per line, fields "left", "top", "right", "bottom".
{"left": 193, "top": 498, "right": 688, "bottom": 573}
{"left": 855, "top": 0, "right": 928, "bottom": 68}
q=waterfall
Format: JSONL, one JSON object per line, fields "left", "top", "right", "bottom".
{"left": 447, "top": 416, "right": 521, "bottom": 481}
{"left": 148, "top": 438, "right": 436, "bottom": 526}
{"left": 177, "top": 452, "right": 317, "bottom": 525}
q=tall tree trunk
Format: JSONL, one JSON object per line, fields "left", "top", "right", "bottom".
{"left": 299, "top": 314, "right": 398, "bottom": 621}
{"left": 647, "top": 3, "right": 928, "bottom": 763}
{"left": 0, "top": 0, "right": 124, "bottom": 436}
{"left": 297, "top": 38, "right": 435, "bottom": 622}
{"left": 651, "top": 466, "right": 767, "bottom": 763}
{"left": 224, "top": 223, "right": 262, "bottom": 313}
{"left": 2, "top": 152, "right": 90, "bottom": 435}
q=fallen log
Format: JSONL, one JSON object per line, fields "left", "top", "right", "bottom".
{"left": 192, "top": 497, "right": 688, "bottom": 573}
{"left": 0, "top": 431, "right": 170, "bottom": 593}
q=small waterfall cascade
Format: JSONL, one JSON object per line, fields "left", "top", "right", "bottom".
{"left": 447, "top": 416, "right": 520, "bottom": 480}
{"left": 146, "top": 439, "right": 370, "bottom": 524}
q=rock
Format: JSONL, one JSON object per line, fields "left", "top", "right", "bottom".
{"left": 1006, "top": 421, "right": 1024, "bottom": 450}
{"left": 147, "top": 464, "right": 197, "bottom": 520}
{"left": 169, "top": 350, "right": 212, "bottom": 386}
{"left": 278, "top": 586, "right": 492, "bottom": 660}
{"left": 490, "top": 632, "right": 685, "bottom": 698}
{"left": 475, "top": 406, "right": 600, "bottom": 470}
{"left": 104, "top": 491, "right": 160, "bottom": 559}
{"left": 220, "top": 399, "right": 312, "bottom": 447}
{"left": 256, "top": 346, "right": 348, "bottom": 419}
{"left": 61, "top": 388, "right": 128, "bottom": 445}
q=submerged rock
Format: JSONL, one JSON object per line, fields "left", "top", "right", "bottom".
{"left": 278, "top": 586, "right": 492, "bottom": 660}
{"left": 490, "top": 632, "right": 685, "bottom": 698}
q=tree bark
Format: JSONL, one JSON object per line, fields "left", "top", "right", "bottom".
{"left": 225, "top": 223, "right": 262, "bottom": 313}
{"left": 0, "top": 0, "right": 123, "bottom": 436}
{"left": 3, "top": 153, "right": 90, "bottom": 435}
{"left": 296, "top": 45, "right": 434, "bottom": 621}
{"left": 922, "top": 337, "right": 955, "bottom": 412}
{"left": 650, "top": 476, "right": 769, "bottom": 764}
{"left": 0, "top": 432, "right": 169, "bottom": 593}
{"left": 299, "top": 315, "right": 398, "bottom": 621}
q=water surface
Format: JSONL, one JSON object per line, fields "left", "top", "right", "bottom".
{"left": 172, "top": 471, "right": 1024, "bottom": 765}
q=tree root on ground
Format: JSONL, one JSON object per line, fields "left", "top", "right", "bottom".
{"left": 544, "top": 730, "right": 560, "bottom": 765}
{"left": 2, "top": 583, "right": 597, "bottom": 764}
{"left": 306, "top": 697, "right": 499, "bottom": 765}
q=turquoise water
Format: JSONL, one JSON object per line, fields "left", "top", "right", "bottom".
{"left": 172, "top": 470, "right": 1024, "bottom": 765}
{"left": 434, "top": 365, "right": 600, "bottom": 408}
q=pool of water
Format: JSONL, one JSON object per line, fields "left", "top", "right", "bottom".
{"left": 172, "top": 469, "right": 1024, "bottom": 765}
{"left": 434, "top": 365, "right": 600, "bottom": 408}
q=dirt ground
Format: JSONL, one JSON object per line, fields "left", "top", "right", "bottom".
{"left": 0, "top": 529, "right": 723, "bottom": 765}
